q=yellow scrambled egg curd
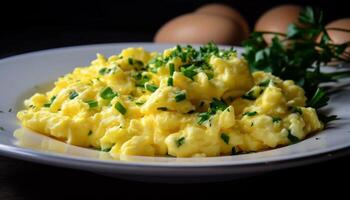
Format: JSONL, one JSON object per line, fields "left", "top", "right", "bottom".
{"left": 17, "top": 44, "right": 323, "bottom": 157}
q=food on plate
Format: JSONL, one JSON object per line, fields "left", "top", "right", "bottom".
{"left": 17, "top": 43, "right": 324, "bottom": 157}
{"left": 195, "top": 3, "right": 250, "bottom": 40}
{"left": 254, "top": 4, "right": 302, "bottom": 43}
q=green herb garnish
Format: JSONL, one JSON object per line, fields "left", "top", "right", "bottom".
{"left": 167, "top": 77, "right": 173, "bottom": 86}
{"left": 115, "top": 102, "right": 127, "bottom": 115}
{"left": 243, "top": 111, "right": 258, "bottom": 117}
{"left": 197, "top": 112, "right": 210, "bottom": 125}
{"left": 169, "top": 63, "right": 175, "bottom": 76}
{"left": 272, "top": 117, "right": 282, "bottom": 123}
{"left": 88, "top": 130, "right": 93, "bottom": 136}
{"left": 135, "top": 101, "right": 145, "bottom": 106}
{"left": 220, "top": 133, "right": 230, "bottom": 144}
{"left": 69, "top": 90, "right": 79, "bottom": 100}
{"left": 145, "top": 84, "right": 158, "bottom": 92}
{"left": 99, "top": 68, "right": 111, "bottom": 75}
{"left": 176, "top": 137, "right": 185, "bottom": 147}
{"left": 128, "top": 57, "right": 134, "bottom": 65}
{"left": 290, "top": 107, "right": 303, "bottom": 115}
{"left": 242, "top": 90, "right": 257, "bottom": 100}
{"left": 287, "top": 129, "right": 300, "bottom": 143}
{"left": 175, "top": 92, "right": 186, "bottom": 102}
{"left": 181, "top": 65, "right": 197, "bottom": 80}
{"left": 242, "top": 6, "right": 350, "bottom": 125}
{"left": 100, "top": 87, "right": 117, "bottom": 100}
{"left": 85, "top": 100, "right": 98, "bottom": 108}
{"left": 43, "top": 96, "right": 56, "bottom": 107}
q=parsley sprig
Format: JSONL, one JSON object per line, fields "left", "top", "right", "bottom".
{"left": 242, "top": 6, "right": 350, "bottom": 125}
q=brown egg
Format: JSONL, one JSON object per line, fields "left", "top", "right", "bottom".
{"left": 154, "top": 13, "right": 244, "bottom": 45}
{"left": 255, "top": 4, "right": 302, "bottom": 43}
{"left": 195, "top": 3, "right": 250, "bottom": 40}
{"left": 325, "top": 18, "right": 350, "bottom": 44}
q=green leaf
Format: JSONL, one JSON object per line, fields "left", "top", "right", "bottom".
{"left": 181, "top": 65, "right": 198, "bottom": 80}
{"left": 115, "top": 102, "right": 127, "bottom": 115}
{"left": 307, "top": 88, "right": 329, "bottom": 109}
{"left": 169, "top": 63, "right": 175, "bottom": 76}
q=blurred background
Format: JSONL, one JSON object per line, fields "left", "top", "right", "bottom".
{"left": 1, "top": 0, "right": 349, "bottom": 57}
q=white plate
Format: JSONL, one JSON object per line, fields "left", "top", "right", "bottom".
{"left": 0, "top": 43, "right": 350, "bottom": 183}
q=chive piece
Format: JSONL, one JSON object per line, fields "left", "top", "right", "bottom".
{"left": 85, "top": 100, "right": 98, "bottom": 108}
{"left": 100, "top": 87, "right": 117, "bottom": 100}
{"left": 220, "top": 133, "right": 230, "bottom": 144}
{"left": 135, "top": 60, "right": 144, "bottom": 66}
{"left": 43, "top": 96, "right": 56, "bottom": 107}
{"left": 135, "top": 74, "right": 150, "bottom": 87}
{"left": 181, "top": 65, "right": 197, "bottom": 80}
{"left": 157, "top": 107, "right": 168, "bottom": 111}
{"left": 242, "top": 90, "right": 256, "bottom": 100}
{"left": 115, "top": 102, "right": 127, "bottom": 115}
{"left": 135, "top": 101, "right": 145, "bottom": 106}
{"left": 145, "top": 84, "right": 158, "bottom": 92}
{"left": 199, "top": 101, "right": 205, "bottom": 107}
{"left": 197, "top": 112, "right": 210, "bottom": 125}
{"left": 88, "top": 130, "right": 93, "bottom": 136}
{"left": 251, "top": 122, "right": 254, "bottom": 126}
{"left": 290, "top": 106, "right": 303, "bottom": 115}
{"left": 176, "top": 137, "right": 185, "bottom": 147}
{"left": 258, "top": 79, "right": 270, "bottom": 87}
{"left": 175, "top": 92, "right": 186, "bottom": 102}
{"left": 69, "top": 90, "right": 79, "bottom": 100}
{"left": 99, "top": 68, "right": 111, "bottom": 75}
{"left": 272, "top": 117, "right": 282, "bottom": 123}
{"left": 167, "top": 77, "right": 173, "bottom": 86}
{"left": 287, "top": 129, "right": 300, "bottom": 143}
{"left": 128, "top": 58, "right": 134, "bottom": 65}
{"left": 209, "top": 98, "right": 228, "bottom": 113}
{"left": 0, "top": 127, "right": 5, "bottom": 131}
{"left": 169, "top": 63, "right": 175, "bottom": 76}
{"left": 243, "top": 111, "right": 258, "bottom": 117}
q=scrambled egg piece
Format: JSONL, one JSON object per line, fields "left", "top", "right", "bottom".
{"left": 17, "top": 44, "right": 323, "bottom": 157}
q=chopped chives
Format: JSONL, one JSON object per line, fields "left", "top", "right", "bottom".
{"left": 145, "top": 84, "right": 158, "bottom": 92}
{"left": 100, "top": 87, "right": 117, "bottom": 100}
{"left": 167, "top": 77, "right": 173, "bottom": 86}
{"left": 176, "top": 137, "right": 185, "bottom": 147}
{"left": 157, "top": 107, "right": 168, "bottom": 111}
{"left": 243, "top": 111, "right": 258, "bottom": 117}
{"left": 169, "top": 63, "right": 175, "bottom": 76}
{"left": 69, "top": 90, "right": 79, "bottom": 100}
{"left": 115, "top": 102, "right": 127, "bottom": 115}
{"left": 175, "top": 92, "right": 186, "bottom": 102}
{"left": 85, "top": 100, "right": 98, "bottom": 108}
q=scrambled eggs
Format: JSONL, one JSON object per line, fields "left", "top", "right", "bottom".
{"left": 17, "top": 44, "right": 323, "bottom": 157}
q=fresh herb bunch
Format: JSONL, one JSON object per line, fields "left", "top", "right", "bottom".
{"left": 243, "top": 6, "right": 350, "bottom": 124}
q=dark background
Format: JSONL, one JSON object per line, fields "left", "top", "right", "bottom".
{"left": 1, "top": 0, "right": 350, "bottom": 199}
{"left": 1, "top": 0, "right": 350, "bottom": 57}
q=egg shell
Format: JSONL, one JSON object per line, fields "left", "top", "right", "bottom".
{"left": 325, "top": 18, "right": 350, "bottom": 44}
{"left": 255, "top": 4, "right": 302, "bottom": 43}
{"left": 154, "top": 13, "right": 244, "bottom": 45}
{"left": 195, "top": 3, "right": 250, "bottom": 40}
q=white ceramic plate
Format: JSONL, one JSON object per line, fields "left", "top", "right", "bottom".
{"left": 0, "top": 43, "right": 350, "bottom": 183}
